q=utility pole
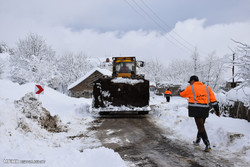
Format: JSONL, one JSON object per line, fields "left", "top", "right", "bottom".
{"left": 232, "top": 53, "right": 236, "bottom": 88}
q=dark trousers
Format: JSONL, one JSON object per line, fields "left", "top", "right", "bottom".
{"left": 194, "top": 117, "right": 210, "bottom": 146}
{"left": 194, "top": 117, "right": 206, "bottom": 133}
{"left": 166, "top": 96, "right": 170, "bottom": 102}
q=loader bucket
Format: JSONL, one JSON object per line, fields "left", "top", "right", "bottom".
{"left": 92, "top": 78, "right": 150, "bottom": 114}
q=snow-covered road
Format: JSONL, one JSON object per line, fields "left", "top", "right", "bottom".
{"left": 89, "top": 113, "right": 238, "bottom": 166}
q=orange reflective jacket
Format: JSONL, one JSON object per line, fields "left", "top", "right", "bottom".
{"left": 180, "top": 81, "right": 217, "bottom": 106}
{"left": 164, "top": 90, "right": 172, "bottom": 95}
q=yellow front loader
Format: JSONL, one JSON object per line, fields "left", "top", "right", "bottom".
{"left": 92, "top": 57, "right": 150, "bottom": 115}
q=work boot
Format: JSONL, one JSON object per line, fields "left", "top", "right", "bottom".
{"left": 204, "top": 144, "right": 211, "bottom": 152}
{"left": 193, "top": 132, "right": 201, "bottom": 145}
{"left": 200, "top": 132, "right": 211, "bottom": 152}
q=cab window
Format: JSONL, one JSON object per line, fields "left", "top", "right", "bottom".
{"left": 116, "top": 62, "right": 133, "bottom": 73}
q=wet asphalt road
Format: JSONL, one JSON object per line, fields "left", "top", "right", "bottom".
{"left": 89, "top": 114, "right": 236, "bottom": 167}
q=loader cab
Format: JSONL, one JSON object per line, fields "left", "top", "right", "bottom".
{"left": 112, "top": 57, "right": 136, "bottom": 78}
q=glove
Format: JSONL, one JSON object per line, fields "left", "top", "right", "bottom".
{"left": 176, "top": 89, "right": 183, "bottom": 94}
{"left": 215, "top": 110, "right": 221, "bottom": 117}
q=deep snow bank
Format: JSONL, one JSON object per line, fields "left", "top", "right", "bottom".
{"left": 0, "top": 79, "right": 127, "bottom": 167}
{"left": 0, "top": 79, "right": 92, "bottom": 122}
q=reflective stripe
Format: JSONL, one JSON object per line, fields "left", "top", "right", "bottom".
{"left": 191, "top": 85, "right": 209, "bottom": 105}
{"left": 191, "top": 85, "right": 197, "bottom": 104}
{"left": 205, "top": 86, "right": 209, "bottom": 105}
{"left": 211, "top": 101, "right": 218, "bottom": 105}
{"left": 188, "top": 103, "right": 209, "bottom": 108}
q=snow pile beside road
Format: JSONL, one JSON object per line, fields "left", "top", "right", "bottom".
{"left": 111, "top": 78, "right": 144, "bottom": 85}
{"left": 14, "top": 92, "right": 68, "bottom": 133}
{"left": 0, "top": 79, "right": 127, "bottom": 167}
{"left": 151, "top": 96, "right": 250, "bottom": 164}
{"left": 0, "top": 79, "right": 92, "bottom": 122}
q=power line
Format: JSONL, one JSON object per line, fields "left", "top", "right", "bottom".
{"left": 125, "top": 0, "right": 194, "bottom": 55}
{"left": 123, "top": 0, "right": 209, "bottom": 56}
{"left": 124, "top": 0, "right": 189, "bottom": 56}
{"left": 123, "top": 0, "right": 146, "bottom": 20}
{"left": 140, "top": 0, "right": 195, "bottom": 49}
{"left": 140, "top": 0, "right": 209, "bottom": 56}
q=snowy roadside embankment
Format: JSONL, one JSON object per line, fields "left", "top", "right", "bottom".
{"left": 217, "top": 86, "right": 250, "bottom": 108}
{"left": 216, "top": 86, "right": 250, "bottom": 122}
{"left": 150, "top": 95, "right": 250, "bottom": 165}
{"left": 0, "top": 79, "right": 127, "bottom": 167}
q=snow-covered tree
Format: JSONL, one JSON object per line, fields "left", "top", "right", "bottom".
{"left": 189, "top": 47, "right": 210, "bottom": 83}
{"left": 57, "top": 52, "right": 94, "bottom": 93}
{"left": 165, "top": 59, "right": 192, "bottom": 83}
{"left": 141, "top": 59, "right": 167, "bottom": 86}
{"left": 0, "top": 42, "right": 8, "bottom": 53}
{"left": 202, "top": 52, "right": 225, "bottom": 90}
{"left": 96, "top": 57, "right": 113, "bottom": 71}
{"left": 191, "top": 47, "right": 202, "bottom": 75}
{"left": 187, "top": 48, "right": 225, "bottom": 90}
{"left": 10, "top": 33, "right": 57, "bottom": 85}
{"left": 157, "top": 50, "right": 225, "bottom": 90}
{"left": 233, "top": 41, "right": 250, "bottom": 86}
{"left": 0, "top": 57, "right": 4, "bottom": 78}
{"left": 0, "top": 42, "right": 14, "bottom": 55}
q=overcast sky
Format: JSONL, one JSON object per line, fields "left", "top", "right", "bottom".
{"left": 1, "top": 0, "right": 250, "bottom": 63}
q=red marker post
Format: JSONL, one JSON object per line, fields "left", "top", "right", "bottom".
{"left": 35, "top": 85, "right": 44, "bottom": 95}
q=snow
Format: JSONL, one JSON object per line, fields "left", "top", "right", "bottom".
{"left": 0, "top": 79, "right": 126, "bottom": 167}
{"left": 226, "top": 86, "right": 250, "bottom": 107}
{"left": 0, "top": 79, "right": 92, "bottom": 122}
{"left": 67, "top": 67, "right": 112, "bottom": 90}
{"left": 111, "top": 78, "right": 144, "bottom": 85}
{"left": 1, "top": 78, "right": 250, "bottom": 166}
{"left": 92, "top": 105, "right": 151, "bottom": 112}
{"left": 0, "top": 52, "right": 10, "bottom": 59}
{"left": 0, "top": 53, "right": 10, "bottom": 79}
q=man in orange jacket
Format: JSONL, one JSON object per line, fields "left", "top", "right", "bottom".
{"left": 179, "top": 75, "right": 220, "bottom": 152}
{"left": 164, "top": 88, "right": 172, "bottom": 102}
